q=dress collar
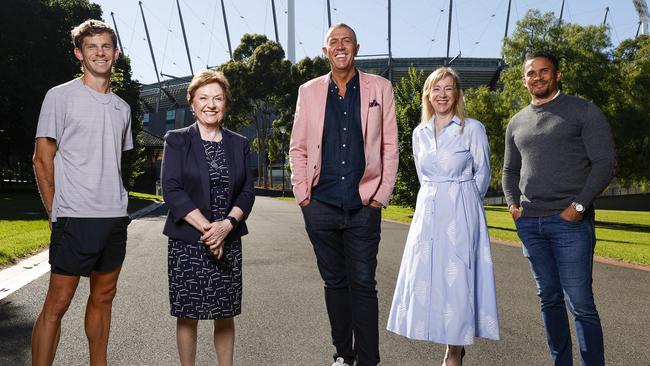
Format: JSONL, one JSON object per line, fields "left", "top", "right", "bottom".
{"left": 424, "top": 115, "right": 461, "bottom": 131}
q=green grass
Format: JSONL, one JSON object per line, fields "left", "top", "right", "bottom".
{"left": 0, "top": 190, "right": 161, "bottom": 267}
{"left": 591, "top": 210, "right": 650, "bottom": 265}
{"left": 482, "top": 207, "right": 650, "bottom": 265}
{"left": 382, "top": 205, "right": 415, "bottom": 223}
{"left": 484, "top": 206, "right": 524, "bottom": 243}
{"left": 384, "top": 204, "right": 650, "bottom": 266}
{"left": 274, "top": 197, "right": 650, "bottom": 266}
{"left": 127, "top": 191, "right": 163, "bottom": 213}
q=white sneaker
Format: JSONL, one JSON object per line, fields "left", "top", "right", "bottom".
{"left": 332, "top": 357, "right": 350, "bottom": 366}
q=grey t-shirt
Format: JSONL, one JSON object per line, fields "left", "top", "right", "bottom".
{"left": 502, "top": 93, "right": 615, "bottom": 217}
{"left": 36, "top": 78, "right": 133, "bottom": 221}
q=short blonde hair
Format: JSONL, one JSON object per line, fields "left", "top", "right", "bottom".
{"left": 421, "top": 67, "right": 465, "bottom": 129}
{"left": 187, "top": 69, "right": 232, "bottom": 105}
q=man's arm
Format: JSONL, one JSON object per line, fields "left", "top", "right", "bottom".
{"left": 33, "top": 137, "right": 57, "bottom": 227}
{"left": 289, "top": 84, "right": 311, "bottom": 206}
{"left": 373, "top": 80, "right": 399, "bottom": 207}
{"left": 575, "top": 103, "right": 616, "bottom": 207}
{"left": 502, "top": 122, "right": 522, "bottom": 220}
{"left": 559, "top": 103, "right": 616, "bottom": 221}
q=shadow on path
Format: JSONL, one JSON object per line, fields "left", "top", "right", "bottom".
{"left": 0, "top": 299, "right": 33, "bottom": 365}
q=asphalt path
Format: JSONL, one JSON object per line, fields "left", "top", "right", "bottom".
{"left": 1, "top": 197, "right": 649, "bottom": 365}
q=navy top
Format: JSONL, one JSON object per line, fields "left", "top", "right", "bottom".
{"left": 161, "top": 123, "right": 255, "bottom": 243}
{"left": 312, "top": 72, "right": 365, "bottom": 209}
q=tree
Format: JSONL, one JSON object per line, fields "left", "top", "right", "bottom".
{"left": 219, "top": 34, "right": 292, "bottom": 187}
{"left": 502, "top": 9, "right": 613, "bottom": 108}
{"left": 392, "top": 67, "right": 424, "bottom": 208}
{"left": 269, "top": 56, "right": 330, "bottom": 178}
{"left": 605, "top": 35, "right": 650, "bottom": 188}
{"left": 218, "top": 35, "right": 329, "bottom": 188}
{"left": 464, "top": 86, "right": 510, "bottom": 189}
{"left": 0, "top": 0, "right": 143, "bottom": 189}
{"left": 111, "top": 55, "right": 145, "bottom": 190}
{"left": 0, "top": 0, "right": 101, "bottom": 181}
{"left": 462, "top": 9, "right": 625, "bottom": 191}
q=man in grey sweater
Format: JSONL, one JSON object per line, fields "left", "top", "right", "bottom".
{"left": 502, "top": 51, "right": 615, "bottom": 366}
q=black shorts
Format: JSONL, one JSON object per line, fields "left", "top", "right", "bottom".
{"left": 49, "top": 217, "right": 130, "bottom": 277}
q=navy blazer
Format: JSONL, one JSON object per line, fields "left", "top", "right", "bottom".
{"left": 161, "top": 123, "right": 255, "bottom": 243}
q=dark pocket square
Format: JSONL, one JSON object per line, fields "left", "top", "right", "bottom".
{"left": 369, "top": 99, "right": 380, "bottom": 107}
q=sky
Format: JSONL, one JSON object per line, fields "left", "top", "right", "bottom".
{"left": 90, "top": 0, "right": 645, "bottom": 84}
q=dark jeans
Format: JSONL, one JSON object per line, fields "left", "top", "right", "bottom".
{"left": 301, "top": 199, "right": 382, "bottom": 366}
{"left": 516, "top": 213, "right": 604, "bottom": 366}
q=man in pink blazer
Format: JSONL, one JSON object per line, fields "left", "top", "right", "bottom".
{"left": 289, "top": 23, "right": 398, "bottom": 366}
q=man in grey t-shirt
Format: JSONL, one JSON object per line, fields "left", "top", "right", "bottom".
{"left": 502, "top": 51, "right": 615, "bottom": 366}
{"left": 32, "top": 20, "right": 132, "bottom": 365}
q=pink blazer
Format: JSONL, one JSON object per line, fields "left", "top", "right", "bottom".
{"left": 289, "top": 71, "right": 399, "bottom": 207}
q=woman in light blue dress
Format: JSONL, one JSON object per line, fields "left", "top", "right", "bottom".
{"left": 387, "top": 67, "right": 499, "bottom": 365}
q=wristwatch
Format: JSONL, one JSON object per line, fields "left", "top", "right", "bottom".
{"left": 225, "top": 215, "right": 239, "bottom": 228}
{"left": 571, "top": 202, "right": 585, "bottom": 213}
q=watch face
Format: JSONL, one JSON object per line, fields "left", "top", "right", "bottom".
{"left": 576, "top": 204, "right": 584, "bottom": 212}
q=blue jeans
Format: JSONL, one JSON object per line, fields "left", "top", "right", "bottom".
{"left": 515, "top": 213, "right": 604, "bottom": 366}
{"left": 301, "top": 199, "right": 382, "bottom": 366}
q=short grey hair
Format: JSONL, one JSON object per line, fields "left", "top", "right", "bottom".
{"left": 323, "top": 22, "right": 357, "bottom": 47}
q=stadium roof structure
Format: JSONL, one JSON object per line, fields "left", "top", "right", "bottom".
{"left": 139, "top": 56, "right": 505, "bottom": 111}
{"left": 138, "top": 129, "right": 164, "bottom": 148}
{"left": 356, "top": 56, "right": 504, "bottom": 89}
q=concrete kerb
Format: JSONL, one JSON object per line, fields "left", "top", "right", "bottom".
{"left": 129, "top": 201, "right": 166, "bottom": 220}
{"left": 0, "top": 201, "right": 166, "bottom": 301}
{"left": 2, "top": 203, "right": 647, "bottom": 302}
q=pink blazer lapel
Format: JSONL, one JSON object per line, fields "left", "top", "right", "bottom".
{"left": 311, "top": 74, "right": 330, "bottom": 144}
{"left": 359, "top": 71, "right": 371, "bottom": 138}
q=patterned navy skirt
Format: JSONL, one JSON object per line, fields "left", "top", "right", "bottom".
{"left": 167, "top": 139, "right": 242, "bottom": 320}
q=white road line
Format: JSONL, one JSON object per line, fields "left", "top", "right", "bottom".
{"left": 0, "top": 202, "right": 166, "bottom": 301}
{"left": 0, "top": 250, "right": 50, "bottom": 301}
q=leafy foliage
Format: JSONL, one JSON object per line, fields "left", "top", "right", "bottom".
{"left": 392, "top": 67, "right": 424, "bottom": 208}
{"left": 392, "top": 9, "right": 648, "bottom": 207}
{"left": 498, "top": 10, "right": 647, "bottom": 188}
{"left": 0, "top": 0, "right": 143, "bottom": 188}
{"left": 464, "top": 86, "right": 510, "bottom": 189}
{"left": 218, "top": 35, "right": 328, "bottom": 186}
{"left": 605, "top": 35, "right": 650, "bottom": 188}
{"left": 112, "top": 56, "right": 145, "bottom": 190}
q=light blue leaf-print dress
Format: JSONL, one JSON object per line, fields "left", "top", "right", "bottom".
{"left": 387, "top": 116, "right": 500, "bottom": 345}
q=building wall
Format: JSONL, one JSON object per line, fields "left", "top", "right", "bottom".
{"left": 142, "top": 105, "right": 260, "bottom": 174}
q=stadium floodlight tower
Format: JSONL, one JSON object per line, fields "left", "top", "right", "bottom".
{"left": 287, "top": 0, "right": 295, "bottom": 63}
{"left": 634, "top": 0, "right": 649, "bottom": 36}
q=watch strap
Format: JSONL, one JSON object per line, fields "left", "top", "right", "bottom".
{"left": 571, "top": 202, "right": 585, "bottom": 213}
{"left": 225, "top": 215, "right": 239, "bottom": 227}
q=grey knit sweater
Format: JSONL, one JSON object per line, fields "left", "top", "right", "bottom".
{"left": 502, "top": 93, "right": 616, "bottom": 217}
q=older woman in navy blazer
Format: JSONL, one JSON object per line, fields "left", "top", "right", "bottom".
{"left": 161, "top": 69, "right": 254, "bottom": 366}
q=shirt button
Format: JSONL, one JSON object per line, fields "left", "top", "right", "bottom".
{"left": 342, "top": 161, "right": 346, "bottom": 164}
{"left": 343, "top": 111, "right": 347, "bottom": 115}
{"left": 342, "top": 144, "right": 346, "bottom": 147}
{"left": 343, "top": 127, "right": 347, "bottom": 131}
{"left": 341, "top": 177, "right": 345, "bottom": 180}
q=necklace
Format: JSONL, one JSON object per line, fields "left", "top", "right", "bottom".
{"left": 203, "top": 140, "right": 223, "bottom": 171}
